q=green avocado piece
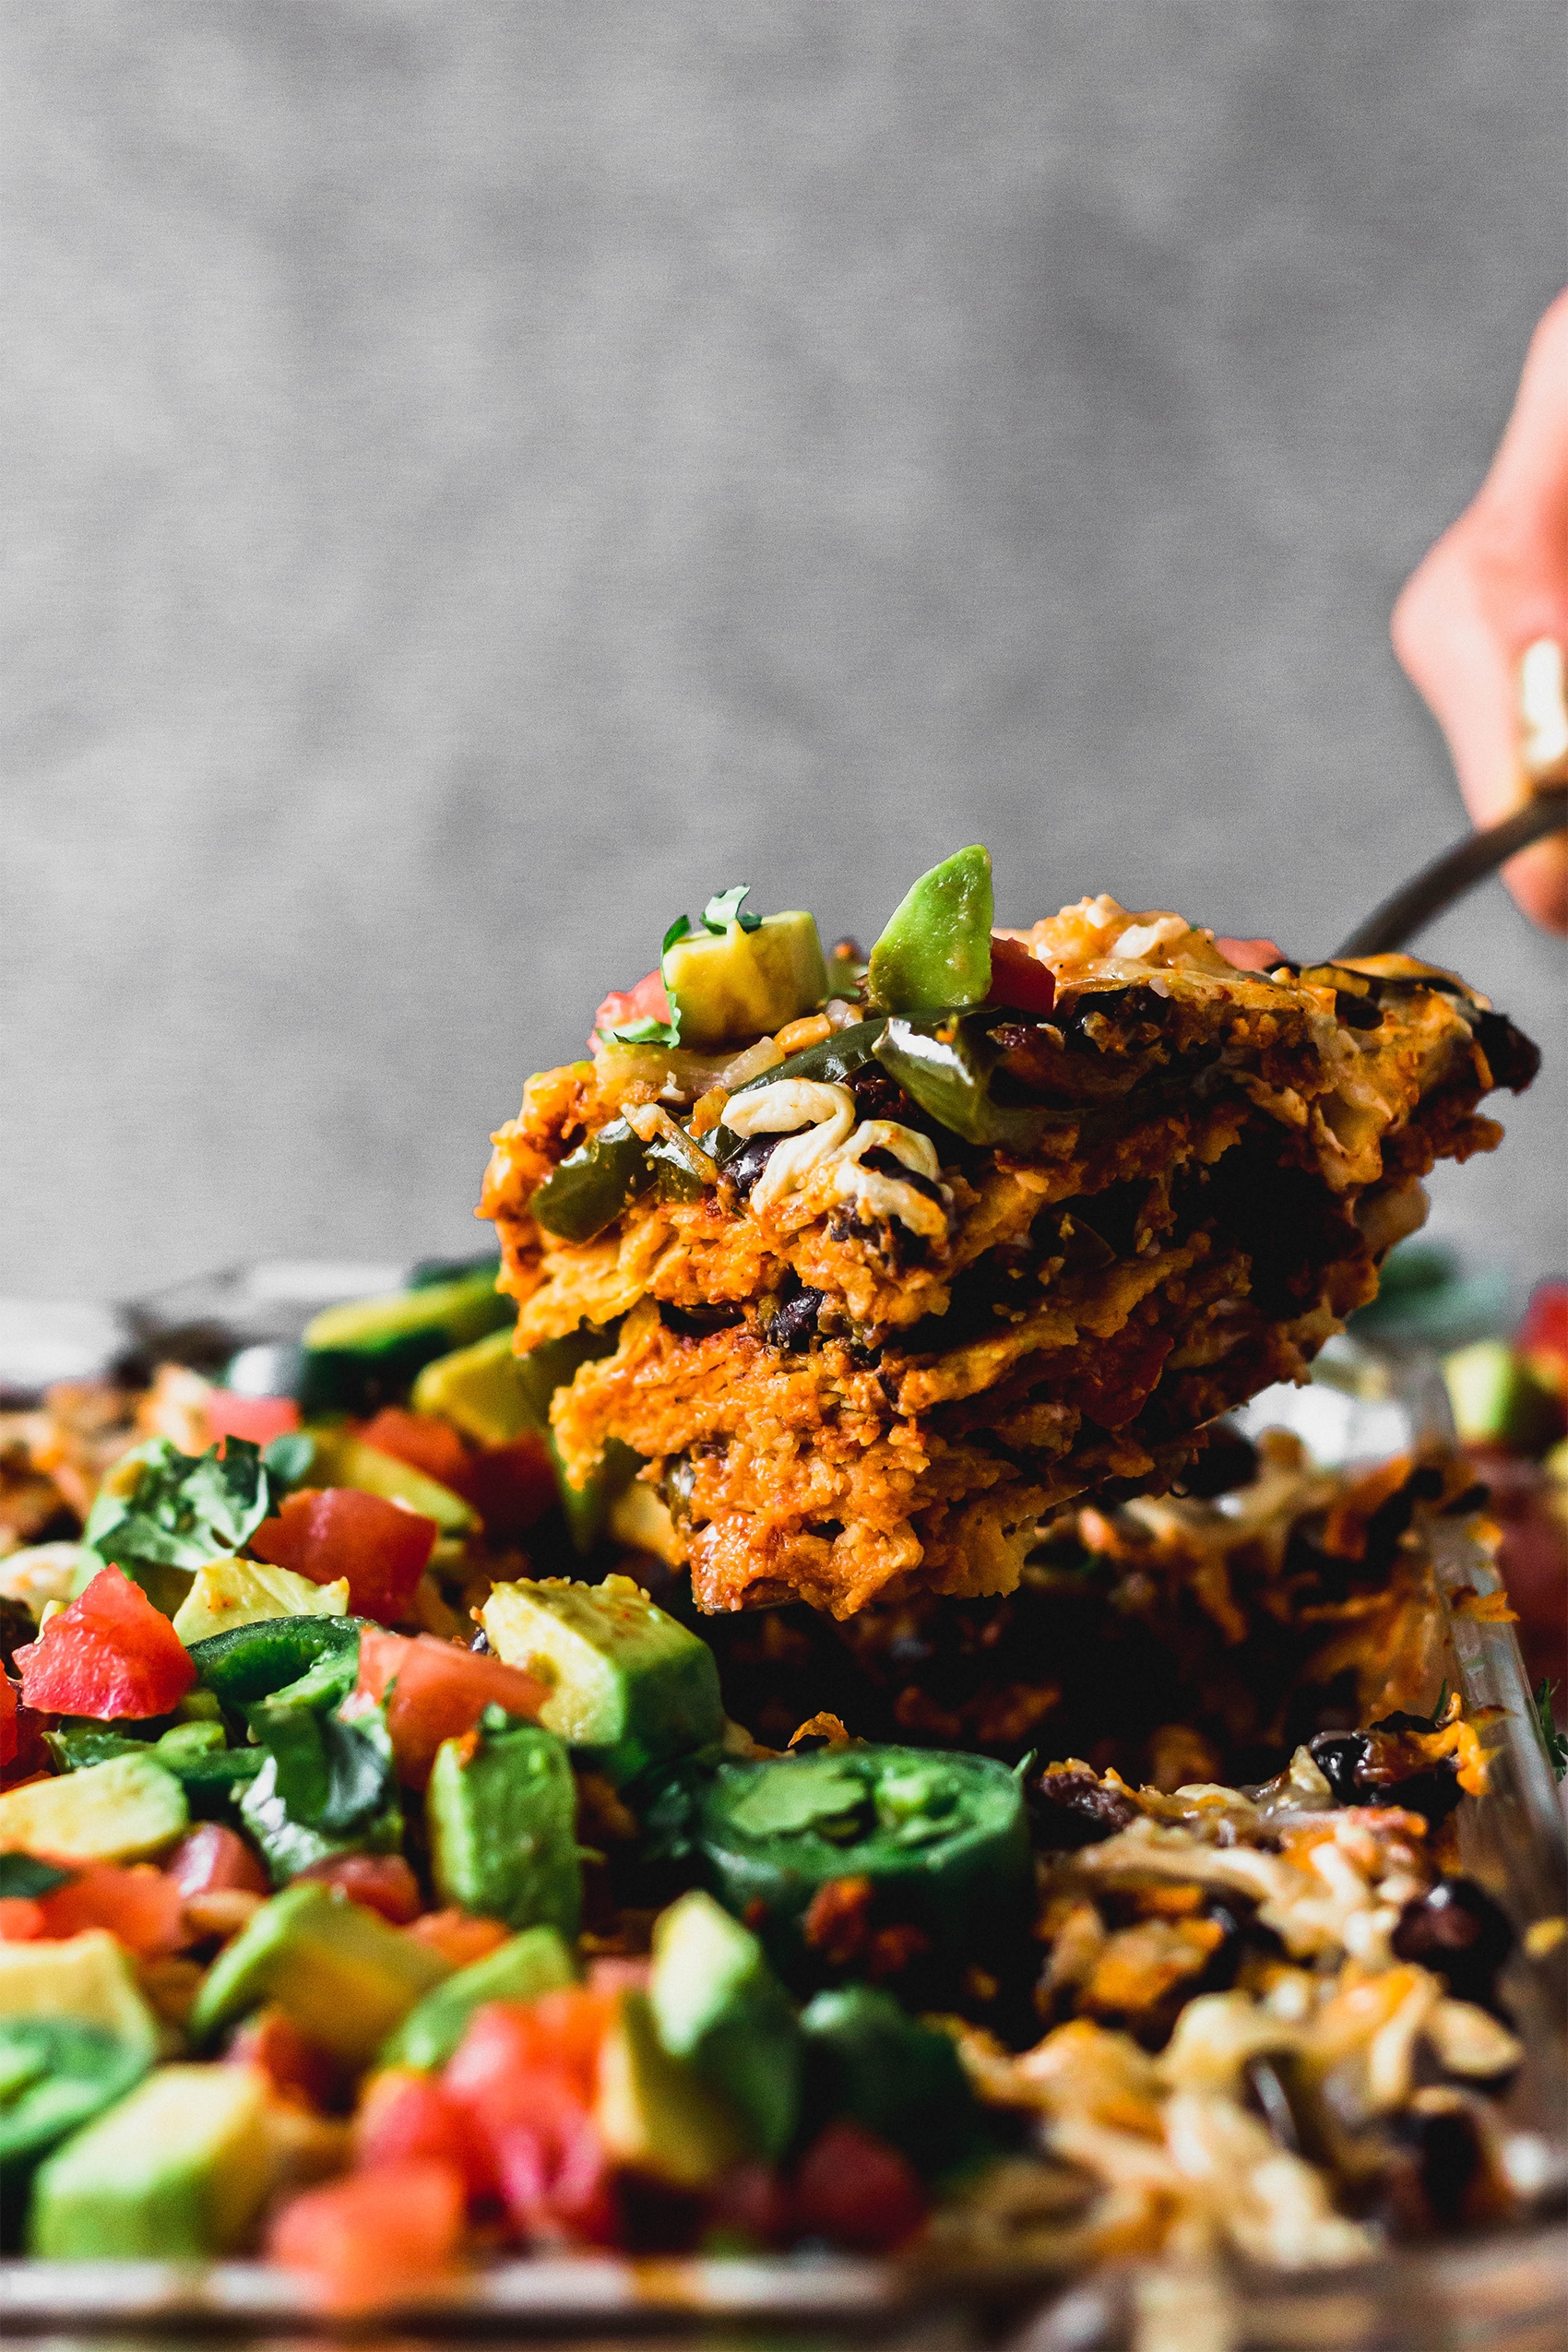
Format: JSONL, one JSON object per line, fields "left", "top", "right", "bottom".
{"left": 1443, "top": 1339, "right": 1562, "bottom": 1452}
{"left": 425, "top": 1711, "right": 580, "bottom": 1938}
{"left": 0, "top": 1754, "right": 188, "bottom": 1867}
{"left": 867, "top": 845, "right": 993, "bottom": 1019}
{"left": 29, "top": 2062, "right": 276, "bottom": 2259}
{"left": 382, "top": 1925, "right": 576, "bottom": 2071}
{"left": 662, "top": 910, "right": 829, "bottom": 1052}
{"left": 800, "top": 1983, "right": 984, "bottom": 2176}
{"left": 299, "top": 1266, "right": 515, "bottom": 1416}
{"left": 595, "top": 1989, "right": 749, "bottom": 2189}
{"left": 192, "top": 1883, "right": 450, "bottom": 2063}
{"left": 412, "top": 1324, "right": 530, "bottom": 1444}
{"left": 0, "top": 1930, "right": 160, "bottom": 2055}
{"left": 302, "top": 1429, "right": 476, "bottom": 1534}
{"left": 481, "top": 1574, "right": 722, "bottom": 1786}
{"left": 649, "top": 1890, "right": 802, "bottom": 2160}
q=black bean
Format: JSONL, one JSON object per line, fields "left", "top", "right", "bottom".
{"left": 770, "top": 1288, "right": 826, "bottom": 1353}
{"left": 1392, "top": 1878, "right": 1514, "bottom": 2006}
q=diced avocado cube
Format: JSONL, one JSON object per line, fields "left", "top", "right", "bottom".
{"left": 649, "top": 1890, "right": 801, "bottom": 2160}
{"left": 594, "top": 1989, "right": 748, "bottom": 2189}
{"left": 412, "top": 1325, "right": 530, "bottom": 1446}
{"left": 300, "top": 1268, "right": 514, "bottom": 1416}
{"left": 171, "top": 1557, "right": 350, "bottom": 1645}
{"left": 0, "top": 1755, "right": 187, "bottom": 1866}
{"left": 30, "top": 2062, "right": 274, "bottom": 2258}
{"left": 426, "top": 1713, "right": 580, "bottom": 1938}
{"left": 799, "top": 1984, "right": 981, "bottom": 2175}
{"left": 1443, "top": 1340, "right": 1562, "bottom": 1452}
{"left": 302, "top": 1429, "right": 476, "bottom": 1535}
{"left": 382, "top": 1925, "right": 576, "bottom": 2071}
{"left": 481, "top": 1574, "right": 721, "bottom": 1786}
{"left": 192, "top": 1883, "right": 450, "bottom": 2064}
{"left": 663, "top": 910, "right": 829, "bottom": 1051}
{"left": 0, "top": 1930, "right": 159, "bottom": 2057}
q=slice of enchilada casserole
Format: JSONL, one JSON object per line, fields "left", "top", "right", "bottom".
{"left": 480, "top": 850, "right": 1537, "bottom": 1618}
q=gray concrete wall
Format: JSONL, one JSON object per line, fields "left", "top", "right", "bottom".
{"left": 4, "top": 2, "right": 1562, "bottom": 1302}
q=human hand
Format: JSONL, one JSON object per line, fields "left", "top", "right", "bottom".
{"left": 1392, "top": 289, "right": 1568, "bottom": 933}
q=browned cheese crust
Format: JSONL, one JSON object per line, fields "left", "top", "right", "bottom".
{"left": 480, "top": 901, "right": 1535, "bottom": 1618}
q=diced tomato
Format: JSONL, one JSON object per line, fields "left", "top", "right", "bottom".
{"left": 1519, "top": 1279, "right": 1568, "bottom": 1386}
{"left": 406, "top": 1909, "right": 511, "bottom": 1969}
{"left": 356, "top": 2068, "right": 492, "bottom": 2200}
{"left": 208, "top": 1393, "right": 302, "bottom": 1445}
{"left": 250, "top": 1488, "right": 439, "bottom": 1624}
{"left": 165, "top": 1822, "right": 270, "bottom": 1899}
{"left": 0, "top": 1897, "right": 45, "bottom": 1941}
{"left": 14, "top": 1567, "right": 196, "bottom": 1719}
{"left": 445, "top": 1991, "right": 613, "bottom": 2133}
{"left": 985, "top": 933, "right": 1057, "bottom": 1016}
{"left": 589, "top": 968, "right": 671, "bottom": 1054}
{"left": 294, "top": 1852, "right": 423, "bottom": 1925}
{"left": 267, "top": 2158, "right": 467, "bottom": 2307}
{"left": 707, "top": 2161, "right": 792, "bottom": 2250}
{"left": 790, "top": 2120, "right": 928, "bottom": 2252}
{"left": 37, "top": 1861, "right": 186, "bottom": 1956}
{"left": 359, "top": 1409, "right": 474, "bottom": 1495}
{"left": 228, "top": 2005, "right": 344, "bottom": 2109}
{"left": 356, "top": 1629, "right": 546, "bottom": 1788}
{"left": 493, "top": 2089, "right": 619, "bottom": 2246}
{"left": 1214, "top": 934, "right": 1285, "bottom": 972}
{"left": 0, "top": 1687, "right": 48, "bottom": 1788}
{"left": 584, "top": 1956, "right": 651, "bottom": 1998}
{"left": 464, "top": 1437, "right": 557, "bottom": 1538}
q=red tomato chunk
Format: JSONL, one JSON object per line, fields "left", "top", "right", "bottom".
{"left": 166, "top": 1823, "right": 269, "bottom": 1899}
{"left": 227, "top": 2006, "right": 344, "bottom": 2111}
{"left": 986, "top": 932, "right": 1057, "bottom": 1016}
{"left": 207, "top": 1394, "right": 302, "bottom": 1445}
{"left": 294, "top": 1852, "right": 422, "bottom": 1925}
{"left": 358, "top": 1408, "right": 473, "bottom": 1494}
{"left": 790, "top": 2120, "right": 928, "bottom": 2252}
{"left": 250, "top": 1488, "right": 438, "bottom": 1623}
{"left": 267, "top": 2158, "right": 466, "bottom": 2307}
{"left": 356, "top": 1630, "right": 547, "bottom": 1788}
{"left": 38, "top": 1863, "right": 186, "bottom": 1956}
{"left": 356, "top": 2069, "right": 493, "bottom": 2201}
{"left": 15, "top": 1567, "right": 196, "bottom": 1718}
{"left": 588, "top": 968, "right": 670, "bottom": 1053}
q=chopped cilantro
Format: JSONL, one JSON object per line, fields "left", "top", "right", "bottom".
{"left": 0, "top": 1855, "right": 74, "bottom": 1901}
{"left": 91, "top": 1438, "right": 278, "bottom": 1576}
{"left": 1533, "top": 1679, "right": 1567, "bottom": 1782}
{"left": 701, "top": 885, "right": 760, "bottom": 934}
{"left": 248, "top": 1696, "right": 396, "bottom": 1836}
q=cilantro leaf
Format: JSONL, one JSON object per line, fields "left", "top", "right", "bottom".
{"left": 92, "top": 1439, "right": 277, "bottom": 1575}
{"left": 662, "top": 914, "right": 695, "bottom": 954}
{"left": 701, "top": 885, "right": 760, "bottom": 934}
{"left": 1534, "top": 1679, "right": 1567, "bottom": 1782}
{"left": 248, "top": 1698, "right": 396, "bottom": 1836}
{"left": 606, "top": 1014, "right": 681, "bottom": 1046}
{"left": 0, "top": 1855, "right": 74, "bottom": 1901}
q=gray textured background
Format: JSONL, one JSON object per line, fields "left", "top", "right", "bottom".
{"left": 4, "top": 1, "right": 1563, "bottom": 1304}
